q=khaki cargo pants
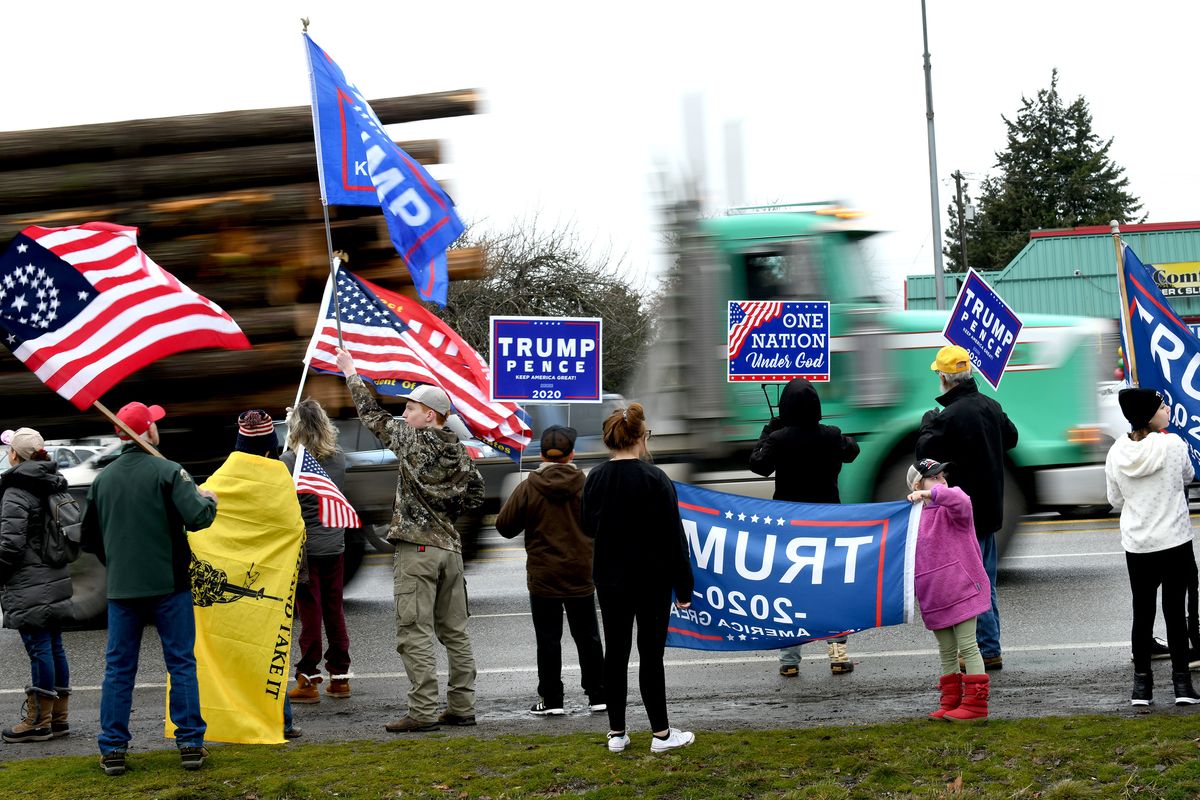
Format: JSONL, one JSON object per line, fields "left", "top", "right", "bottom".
{"left": 393, "top": 541, "right": 476, "bottom": 722}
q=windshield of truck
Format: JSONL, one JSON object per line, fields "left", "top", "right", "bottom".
{"left": 742, "top": 238, "right": 824, "bottom": 300}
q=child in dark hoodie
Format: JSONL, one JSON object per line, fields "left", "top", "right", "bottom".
{"left": 749, "top": 378, "right": 860, "bottom": 676}
{"left": 497, "top": 425, "right": 605, "bottom": 716}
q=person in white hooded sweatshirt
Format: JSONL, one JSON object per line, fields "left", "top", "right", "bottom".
{"left": 1106, "top": 387, "right": 1200, "bottom": 707}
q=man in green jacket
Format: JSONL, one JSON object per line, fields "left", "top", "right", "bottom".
{"left": 80, "top": 402, "right": 218, "bottom": 776}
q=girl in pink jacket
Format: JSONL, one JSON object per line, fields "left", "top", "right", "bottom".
{"left": 907, "top": 458, "right": 993, "bottom": 722}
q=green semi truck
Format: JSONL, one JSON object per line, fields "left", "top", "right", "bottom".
{"left": 634, "top": 201, "right": 1112, "bottom": 550}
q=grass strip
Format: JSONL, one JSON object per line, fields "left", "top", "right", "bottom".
{"left": 1, "top": 714, "right": 1199, "bottom": 799}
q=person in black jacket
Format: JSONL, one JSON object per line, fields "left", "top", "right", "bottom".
{"left": 749, "top": 378, "right": 860, "bottom": 676}
{"left": 582, "top": 403, "right": 695, "bottom": 755}
{"left": 0, "top": 427, "right": 73, "bottom": 743}
{"left": 915, "top": 345, "right": 1018, "bottom": 671}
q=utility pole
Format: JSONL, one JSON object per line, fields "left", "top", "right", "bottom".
{"left": 953, "top": 170, "right": 969, "bottom": 273}
{"left": 920, "top": 0, "right": 947, "bottom": 309}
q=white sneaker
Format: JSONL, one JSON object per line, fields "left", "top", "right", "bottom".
{"left": 607, "top": 731, "right": 630, "bottom": 752}
{"left": 588, "top": 702, "right": 607, "bottom": 713}
{"left": 650, "top": 728, "right": 695, "bottom": 753}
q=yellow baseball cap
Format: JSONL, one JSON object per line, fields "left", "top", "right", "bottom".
{"left": 930, "top": 345, "right": 972, "bottom": 374}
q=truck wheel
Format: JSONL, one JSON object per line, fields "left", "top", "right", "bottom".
{"left": 456, "top": 512, "right": 484, "bottom": 562}
{"left": 873, "top": 459, "right": 1027, "bottom": 556}
{"left": 66, "top": 554, "right": 108, "bottom": 629}
{"left": 995, "top": 468, "right": 1027, "bottom": 556}
{"left": 341, "top": 532, "right": 367, "bottom": 583}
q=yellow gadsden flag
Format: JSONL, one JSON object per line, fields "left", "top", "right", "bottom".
{"left": 166, "top": 452, "right": 305, "bottom": 744}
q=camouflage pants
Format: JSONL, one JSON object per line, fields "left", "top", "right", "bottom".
{"left": 392, "top": 542, "right": 476, "bottom": 721}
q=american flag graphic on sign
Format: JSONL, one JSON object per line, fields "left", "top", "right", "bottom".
{"left": 728, "top": 301, "right": 784, "bottom": 360}
{"left": 304, "top": 269, "right": 531, "bottom": 460}
{"left": 292, "top": 445, "right": 361, "bottom": 529}
{"left": 0, "top": 222, "right": 249, "bottom": 409}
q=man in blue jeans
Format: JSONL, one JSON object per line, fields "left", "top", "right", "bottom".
{"left": 80, "top": 402, "right": 218, "bottom": 776}
{"left": 916, "top": 346, "right": 1018, "bottom": 671}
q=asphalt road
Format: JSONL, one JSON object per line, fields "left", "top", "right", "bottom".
{"left": 0, "top": 512, "right": 1194, "bottom": 761}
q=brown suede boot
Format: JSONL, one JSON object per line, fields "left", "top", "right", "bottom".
{"left": 288, "top": 673, "right": 322, "bottom": 704}
{"left": 944, "top": 674, "right": 989, "bottom": 723}
{"left": 2, "top": 690, "right": 53, "bottom": 743}
{"left": 327, "top": 674, "right": 351, "bottom": 698}
{"left": 929, "top": 673, "right": 963, "bottom": 720}
{"left": 51, "top": 688, "right": 70, "bottom": 738}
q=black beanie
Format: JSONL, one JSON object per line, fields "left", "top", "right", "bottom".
{"left": 1118, "top": 388, "right": 1163, "bottom": 430}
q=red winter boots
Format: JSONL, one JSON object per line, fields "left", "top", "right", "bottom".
{"left": 929, "top": 673, "right": 963, "bottom": 720}
{"left": 944, "top": 674, "right": 989, "bottom": 722}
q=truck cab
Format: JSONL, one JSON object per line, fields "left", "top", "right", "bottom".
{"left": 636, "top": 202, "right": 1111, "bottom": 550}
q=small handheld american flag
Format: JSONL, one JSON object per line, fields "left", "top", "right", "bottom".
{"left": 291, "top": 445, "right": 361, "bottom": 529}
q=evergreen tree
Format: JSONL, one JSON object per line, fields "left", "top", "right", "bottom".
{"left": 945, "top": 70, "right": 1143, "bottom": 271}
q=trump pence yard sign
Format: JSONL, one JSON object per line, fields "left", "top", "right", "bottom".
{"left": 490, "top": 316, "right": 602, "bottom": 403}
{"left": 942, "top": 269, "right": 1023, "bottom": 390}
{"left": 728, "top": 300, "right": 830, "bottom": 382}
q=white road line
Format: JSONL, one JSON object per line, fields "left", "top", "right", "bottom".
{"left": 19, "top": 641, "right": 1134, "bottom": 696}
{"left": 1002, "top": 551, "right": 1124, "bottom": 560}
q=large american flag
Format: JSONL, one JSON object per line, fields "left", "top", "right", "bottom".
{"left": 304, "top": 269, "right": 531, "bottom": 460}
{"left": 728, "top": 301, "right": 783, "bottom": 360}
{"left": 291, "top": 445, "right": 361, "bottom": 529}
{"left": 0, "top": 223, "right": 250, "bottom": 409}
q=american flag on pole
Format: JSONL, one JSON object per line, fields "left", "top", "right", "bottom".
{"left": 0, "top": 222, "right": 250, "bottom": 410}
{"left": 304, "top": 269, "right": 531, "bottom": 461}
{"left": 292, "top": 445, "right": 361, "bottom": 529}
{"left": 728, "top": 301, "right": 784, "bottom": 360}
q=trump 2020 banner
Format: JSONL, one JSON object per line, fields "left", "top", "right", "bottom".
{"left": 1118, "top": 242, "right": 1200, "bottom": 471}
{"left": 667, "top": 483, "right": 918, "bottom": 651}
{"left": 728, "top": 301, "right": 830, "bottom": 382}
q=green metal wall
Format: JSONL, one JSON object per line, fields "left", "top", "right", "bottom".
{"left": 905, "top": 226, "right": 1200, "bottom": 318}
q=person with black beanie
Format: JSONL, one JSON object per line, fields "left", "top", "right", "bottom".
{"left": 1106, "top": 387, "right": 1200, "bottom": 706}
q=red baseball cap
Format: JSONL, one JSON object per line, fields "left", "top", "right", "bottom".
{"left": 115, "top": 402, "right": 166, "bottom": 437}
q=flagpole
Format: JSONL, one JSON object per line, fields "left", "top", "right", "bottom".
{"left": 292, "top": 267, "right": 341, "bottom": 413}
{"left": 1111, "top": 219, "right": 1139, "bottom": 385}
{"left": 301, "top": 21, "right": 346, "bottom": 351}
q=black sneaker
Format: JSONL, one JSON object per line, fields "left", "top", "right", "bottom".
{"left": 1173, "top": 672, "right": 1200, "bottom": 705}
{"left": 179, "top": 745, "right": 209, "bottom": 771}
{"left": 530, "top": 700, "right": 565, "bottom": 716}
{"left": 100, "top": 750, "right": 127, "bottom": 776}
{"left": 1150, "top": 637, "right": 1171, "bottom": 660}
{"left": 1131, "top": 672, "right": 1153, "bottom": 706}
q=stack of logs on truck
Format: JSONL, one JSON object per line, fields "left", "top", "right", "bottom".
{"left": 0, "top": 90, "right": 483, "bottom": 475}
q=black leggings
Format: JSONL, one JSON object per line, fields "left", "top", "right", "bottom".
{"left": 597, "top": 585, "right": 672, "bottom": 733}
{"left": 1127, "top": 540, "right": 1198, "bottom": 673}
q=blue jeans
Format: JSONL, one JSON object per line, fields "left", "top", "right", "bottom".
{"left": 976, "top": 532, "right": 1001, "bottom": 658}
{"left": 19, "top": 627, "right": 69, "bottom": 695}
{"left": 98, "top": 591, "right": 205, "bottom": 754}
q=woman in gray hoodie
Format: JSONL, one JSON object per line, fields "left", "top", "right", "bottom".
{"left": 1105, "top": 387, "right": 1198, "bottom": 706}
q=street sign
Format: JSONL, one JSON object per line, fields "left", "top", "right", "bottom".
{"left": 727, "top": 300, "right": 830, "bottom": 382}
{"left": 489, "top": 316, "right": 602, "bottom": 403}
{"left": 942, "top": 268, "right": 1023, "bottom": 390}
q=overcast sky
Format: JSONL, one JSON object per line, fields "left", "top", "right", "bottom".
{"left": 4, "top": 1, "right": 1197, "bottom": 306}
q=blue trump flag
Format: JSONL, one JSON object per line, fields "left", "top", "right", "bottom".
{"left": 304, "top": 33, "right": 462, "bottom": 306}
{"left": 1117, "top": 242, "right": 1200, "bottom": 472}
{"left": 667, "top": 483, "right": 918, "bottom": 651}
